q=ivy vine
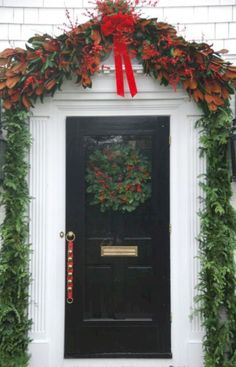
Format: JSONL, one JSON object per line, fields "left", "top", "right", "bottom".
{"left": 0, "top": 1, "right": 235, "bottom": 366}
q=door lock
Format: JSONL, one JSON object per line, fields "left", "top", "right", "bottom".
{"left": 59, "top": 231, "right": 65, "bottom": 238}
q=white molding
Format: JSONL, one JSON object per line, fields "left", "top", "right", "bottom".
{"left": 29, "top": 117, "right": 48, "bottom": 341}
{"left": 29, "top": 76, "right": 203, "bottom": 367}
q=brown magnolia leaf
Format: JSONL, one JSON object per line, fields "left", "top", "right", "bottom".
{"left": 209, "top": 63, "right": 220, "bottom": 73}
{"left": 5, "top": 69, "right": 17, "bottom": 78}
{"left": 11, "top": 62, "right": 27, "bottom": 74}
{"left": 182, "top": 79, "right": 190, "bottom": 89}
{"left": 0, "top": 48, "right": 16, "bottom": 58}
{"left": 205, "top": 80, "right": 221, "bottom": 94}
{"left": 22, "top": 94, "right": 31, "bottom": 109}
{"left": 223, "top": 70, "right": 236, "bottom": 80}
{"left": 43, "top": 41, "right": 59, "bottom": 52}
{"left": 173, "top": 48, "right": 185, "bottom": 57}
{"left": 212, "top": 95, "right": 224, "bottom": 106}
{"left": 140, "top": 19, "right": 152, "bottom": 30}
{"left": 194, "top": 52, "right": 204, "bottom": 65}
{"left": 157, "top": 22, "right": 173, "bottom": 30}
{"left": 14, "top": 47, "right": 25, "bottom": 54}
{"left": 162, "top": 71, "right": 169, "bottom": 81}
{"left": 6, "top": 76, "right": 20, "bottom": 88}
{"left": 189, "top": 79, "right": 198, "bottom": 90}
{"left": 81, "top": 20, "right": 94, "bottom": 31}
{"left": 224, "top": 70, "right": 236, "bottom": 79}
{"left": 0, "top": 81, "right": 6, "bottom": 90}
{"left": 35, "top": 85, "right": 44, "bottom": 96}
{"left": 91, "top": 30, "right": 101, "bottom": 45}
{"left": 3, "top": 99, "right": 12, "bottom": 109}
{"left": 227, "top": 65, "right": 236, "bottom": 72}
{"left": 10, "top": 93, "right": 20, "bottom": 102}
{"left": 26, "top": 52, "right": 40, "bottom": 61}
{"left": 82, "top": 73, "right": 92, "bottom": 87}
{"left": 45, "top": 79, "right": 56, "bottom": 90}
{"left": 8, "top": 88, "right": 18, "bottom": 96}
{"left": 208, "top": 102, "right": 218, "bottom": 111}
{"left": 221, "top": 87, "right": 230, "bottom": 99}
{"left": 193, "top": 89, "right": 204, "bottom": 102}
{"left": 0, "top": 58, "right": 7, "bottom": 66}
{"left": 205, "top": 94, "right": 214, "bottom": 103}
{"left": 217, "top": 49, "right": 228, "bottom": 54}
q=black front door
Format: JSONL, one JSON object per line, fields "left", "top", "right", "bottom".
{"left": 65, "top": 116, "right": 171, "bottom": 358}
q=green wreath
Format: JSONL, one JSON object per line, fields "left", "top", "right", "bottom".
{"left": 86, "top": 144, "right": 151, "bottom": 212}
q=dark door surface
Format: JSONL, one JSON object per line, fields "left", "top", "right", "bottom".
{"left": 65, "top": 116, "right": 171, "bottom": 358}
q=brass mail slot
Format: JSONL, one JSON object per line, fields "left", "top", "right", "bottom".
{"left": 101, "top": 245, "right": 138, "bottom": 257}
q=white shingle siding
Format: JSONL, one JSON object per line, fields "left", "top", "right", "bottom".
{"left": 0, "top": 1, "right": 235, "bottom": 62}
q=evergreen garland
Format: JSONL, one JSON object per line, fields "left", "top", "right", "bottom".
{"left": 196, "top": 108, "right": 236, "bottom": 366}
{"left": 0, "top": 110, "right": 31, "bottom": 367}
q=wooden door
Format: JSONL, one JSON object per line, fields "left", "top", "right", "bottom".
{"left": 65, "top": 116, "right": 171, "bottom": 358}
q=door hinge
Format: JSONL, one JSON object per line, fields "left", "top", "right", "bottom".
{"left": 169, "top": 224, "right": 172, "bottom": 234}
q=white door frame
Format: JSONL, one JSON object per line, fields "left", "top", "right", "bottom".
{"left": 28, "top": 74, "right": 204, "bottom": 367}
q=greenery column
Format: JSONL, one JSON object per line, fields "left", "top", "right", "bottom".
{"left": 0, "top": 110, "right": 31, "bottom": 367}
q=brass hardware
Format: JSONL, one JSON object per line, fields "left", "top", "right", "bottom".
{"left": 68, "top": 264, "right": 73, "bottom": 269}
{"left": 68, "top": 257, "right": 73, "bottom": 261}
{"left": 101, "top": 245, "right": 138, "bottom": 257}
{"left": 67, "top": 279, "right": 73, "bottom": 284}
{"left": 67, "top": 298, "right": 73, "bottom": 304}
{"left": 66, "top": 231, "right": 76, "bottom": 241}
{"left": 67, "top": 286, "right": 72, "bottom": 291}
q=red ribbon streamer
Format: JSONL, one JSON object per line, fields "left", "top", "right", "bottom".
{"left": 113, "top": 36, "right": 137, "bottom": 97}
{"left": 101, "top": 13, "right": 138, "bottom": 98}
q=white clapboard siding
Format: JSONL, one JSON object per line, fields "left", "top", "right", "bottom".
{"left": 0, "top": 1, "right": 235, "bottom": 63}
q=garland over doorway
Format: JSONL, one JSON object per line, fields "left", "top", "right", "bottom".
{"left": 0, "top": 1, "right": 236, "bottom": 366}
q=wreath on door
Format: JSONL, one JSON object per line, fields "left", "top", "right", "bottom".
{"left": 86, "top": 144, "right": 151, "bottom": 212}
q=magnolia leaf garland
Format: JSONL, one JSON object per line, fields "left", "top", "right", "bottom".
{"left": 86, "top": 144, "right": 151, "bottom": 212}
{"left": 0, "top": 1, "right": 235, "bottom": 367}
{"left": 0, "top": 0, "right": 236, "bottom": 111}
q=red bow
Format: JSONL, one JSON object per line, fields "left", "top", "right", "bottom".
{"left": 101, "top": 13, "right": 138, "bottom": 97}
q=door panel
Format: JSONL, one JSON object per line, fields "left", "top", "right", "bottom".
{"left": 65, "top": 116, "right": 170, "bottom": 358}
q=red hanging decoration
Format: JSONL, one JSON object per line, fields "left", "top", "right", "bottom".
{"left": 101, "top": 13, "right": 138, "bottom": 97}
{"left": 66, "top": 235, "right": 75, "bottom": 304}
